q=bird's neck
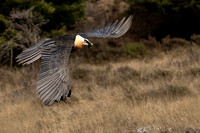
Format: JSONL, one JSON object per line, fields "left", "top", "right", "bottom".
{"left": 74, "top": 35, "right": 84, "bottom": 49}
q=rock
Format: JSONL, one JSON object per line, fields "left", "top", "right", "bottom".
{"left": 185, "top": 127, "right": 195, "bottom": 133}
{"left": 137, "top": 127, "right": 153, "bottom": 133}
{"left": 195, "top": 129, "right": 200, "bottom": 133}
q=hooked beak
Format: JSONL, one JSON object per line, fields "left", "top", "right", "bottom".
{"left": 83, "top": 40, "right": 93, "bottom": 48}
{"left": 87, "top": 41, "right": 93, "bottom": 48}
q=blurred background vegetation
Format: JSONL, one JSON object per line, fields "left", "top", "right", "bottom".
{"left": 0, "top": 0, "right": 200, "bottom": 67}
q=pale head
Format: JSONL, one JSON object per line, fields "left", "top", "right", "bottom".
{"left": 74, "top": 35, "right": 93, "bottom": 49}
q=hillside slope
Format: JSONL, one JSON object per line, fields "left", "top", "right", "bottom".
{"left": 0, "top": 45, "right": 200, "bottom": 132}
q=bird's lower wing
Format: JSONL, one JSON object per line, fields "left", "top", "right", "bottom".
{"left": 36, "top": 44, "right": 72, "bottom": 106}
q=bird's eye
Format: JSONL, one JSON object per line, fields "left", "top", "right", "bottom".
{"left": 84, "top": 40, "right": 86, "bottom": 42}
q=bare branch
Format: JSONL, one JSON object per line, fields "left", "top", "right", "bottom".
{"left": 0, "top": 7, "right": 48, "bottom": 66}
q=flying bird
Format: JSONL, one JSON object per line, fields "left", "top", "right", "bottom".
{"left": 16, "top": 15, "right": 133, "bottom": 106}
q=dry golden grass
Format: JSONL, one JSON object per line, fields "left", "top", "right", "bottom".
{"left": 0, "top": 45, "right": 200, "bottom": 133}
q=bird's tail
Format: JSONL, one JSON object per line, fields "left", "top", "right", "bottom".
{"left": 16, "top": 41, "right": 45, "bottom": 65}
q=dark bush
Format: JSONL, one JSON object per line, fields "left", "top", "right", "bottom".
{"left": 136, "top": 85, "right": 191, "bottom": 102}
{"left": 116, "top": 66, "right": 140, "bottom": 81}
{"left": 161, "top": 37, "right": 191, "bottom": 50}
{"left": 71, "top": 68, "right": 91, "bottom": 82}
{"left": 191, "top": 34, "right": 200, "bottom": 45}
{"left": 125, "top": 0, "right": 200, "bottom": 39}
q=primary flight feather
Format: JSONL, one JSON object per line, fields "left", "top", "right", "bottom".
{"left": 16, "top": 15, "right": 133, "bottom": 106}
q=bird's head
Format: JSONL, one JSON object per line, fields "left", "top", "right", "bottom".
{"left": 74, "top": 35, "right": 93, "bottom": 49}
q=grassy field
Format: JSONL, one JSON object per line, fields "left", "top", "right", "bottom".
{"left": 0, "top": 44, "right": 200, "bottom": 133}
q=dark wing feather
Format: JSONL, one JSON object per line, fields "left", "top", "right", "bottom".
{"left": 16, "top": 39, "right": 52, "bottom": 65}
{"left": 36, "top": 43, "right": 72, "bottom": 106}
{"left": 79, "top": 15, "right": 133, "bottom": 38}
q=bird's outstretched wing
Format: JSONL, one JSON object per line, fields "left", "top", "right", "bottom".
{"left": 36, "top": 42, "right": 72, "bottom": 106}
{"left": 16, "top": 41, "right": 44, "bottom": 65}
{"left": 79, "top": 15, "right": 133, "bottom": 38}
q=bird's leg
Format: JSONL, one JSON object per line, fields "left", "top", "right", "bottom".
{"left": 61, "top": 88, "right": 72, "bottom": 101}
{"left": 61, "top": 95, "right": 66, "bottom": 101}
{"left": 67, "top": 89, "right": 71, "bottom": 97}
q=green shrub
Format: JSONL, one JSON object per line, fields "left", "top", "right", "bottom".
{"left": 43, "top": 26, "right": 67, "bottom": 38}
{"left": 125, "top": 42, "right": 147, "bottom": 58}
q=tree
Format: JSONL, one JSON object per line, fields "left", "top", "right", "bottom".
{"left": 0, "top": 0, "right": 85, "bottom": 66}
{"left": 0, "top": 0, "right": 85, "bottom": 36}
{"left": 124, "top": 0, "right": 200, "bottom": 39}
{"left": 0, "top": 8, "right": 47, "bottom": 66}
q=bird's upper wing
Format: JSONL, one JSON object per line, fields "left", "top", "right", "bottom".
{"left": 36, "top": 41, "right": 73, "bottom": 106}
{"left": 79, "top": 15, "right": 133, "bottom": 38}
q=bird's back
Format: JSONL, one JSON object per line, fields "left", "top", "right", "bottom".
{"left": 53, "top": 34, "right": 76, "bottom": 47}
{"left": 16, "top": 34, "right": 76, "bottom": 65}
